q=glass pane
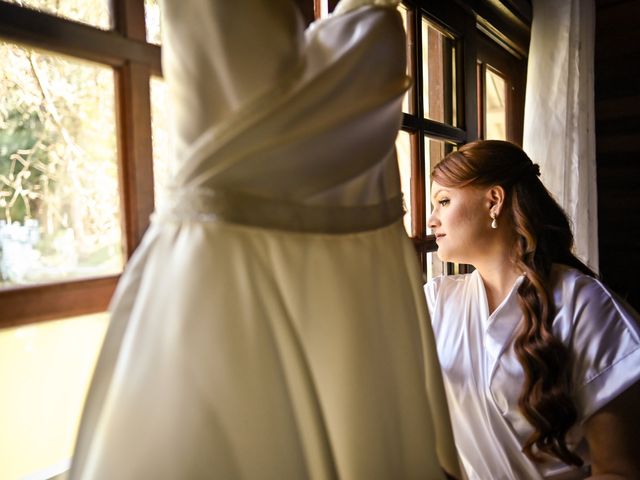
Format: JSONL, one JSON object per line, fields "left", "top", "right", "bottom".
{"left": 0, "top": 313, "right": 109, "bottom": 480}
{"left": 485, "top": 67, "right": 507, "bottom": 140}
{"left": 3, "top": 0, "right": 111, "bottom": 30}
{"left": 422, "top": 18, "right": 457, "bottom": 126}
{"left": 145, "top": 0, "right": 162, "bottom": 45}
{"left": 426, "top": 251, "right": 444, "bottom": 281}
{"left": 398, "top": 3, "right": 413, "bottom": 114}
{"left": 424, "top": 136, "right": 448, "bottom": 231}
{"left": 396, "top": 130, "right": 412, "bottom": 236}
{"left": 150, "top": 76, "right": 172, "bottom": 210}
{"left": 0, "top": 42, "right": 123, "bottom": 288}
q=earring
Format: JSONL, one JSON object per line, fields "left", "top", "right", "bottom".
{"left": 490, "top": 211, "right": 498, "bottom": 229}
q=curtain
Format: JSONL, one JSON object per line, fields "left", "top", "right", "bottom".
{"left": 523, "top": 0, "right": 598, "bottom": 272}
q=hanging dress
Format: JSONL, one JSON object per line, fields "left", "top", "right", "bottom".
{"left": 70, "top": 0, "right": 459, "bottom": 478}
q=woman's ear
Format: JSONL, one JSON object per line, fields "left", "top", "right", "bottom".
{"left": 487, "top": 185, "right": 506, "bottom": 215}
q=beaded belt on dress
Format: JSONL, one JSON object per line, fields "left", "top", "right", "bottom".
{"left": 152, "top": 187, "right": 404, "bottom": 234}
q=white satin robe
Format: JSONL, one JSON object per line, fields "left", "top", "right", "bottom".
{"left": 69, "top": 1, "right": 459, "bottom": 479}
{"left": 425, "top": 264, "right": 640, "bottom": 480}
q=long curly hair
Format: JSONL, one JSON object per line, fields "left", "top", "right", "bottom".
{"left": 432, "top": 139, "right": 595, "bottom": 466}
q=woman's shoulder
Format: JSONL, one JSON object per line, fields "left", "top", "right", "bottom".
{"left": 425, "top": 271, "right": 475, "bottom": 291}
{"left": 551, "top": 266, "right": 640, "bottom": 419}
{"left": 551, "top": 263, "right": 640, "bottom": 354}
{"left": 551, "top": 264, "right": 638, "bottom": 317}
{"left": 424, "top": 272, "right": 476, "bottom": 310}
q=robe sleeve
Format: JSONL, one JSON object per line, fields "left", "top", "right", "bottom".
{"left": 567, "top": 275, "right": 640, "bottom": 420}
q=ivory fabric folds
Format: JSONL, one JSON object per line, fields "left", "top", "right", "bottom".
{"left": 70, "top": 0, "right": 458, "bottom": 478}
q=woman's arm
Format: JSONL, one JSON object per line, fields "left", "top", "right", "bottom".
{"left": 585, "top": 380, "right": 640, "bottom": 479}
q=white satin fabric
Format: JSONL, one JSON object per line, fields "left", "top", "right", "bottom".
{"left": 523, "top": 0, "right": 598, "bottom": 272}
{"left": 425, "top": 264, "right": 640, "bottom": 480}
{"left": 69, "top": 1, "right": 459, "bottom": 479}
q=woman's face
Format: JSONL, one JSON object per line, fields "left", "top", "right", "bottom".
{"left": 428, "top": 181, "right": 494, "bottom": 264}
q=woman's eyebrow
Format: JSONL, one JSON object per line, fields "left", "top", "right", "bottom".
{"left": 431, "top": 188, "right": 449, "bottom": 200}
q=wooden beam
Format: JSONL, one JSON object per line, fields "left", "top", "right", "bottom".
{"left": 0, "top": 276, "right": 117, "bottom": 329}
{"left": 0, "top": 1, "right": 161, "bottom": 75}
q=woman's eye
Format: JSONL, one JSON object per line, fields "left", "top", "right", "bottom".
{"left": 438, "top": 199, "right": 450, "bottom": 206}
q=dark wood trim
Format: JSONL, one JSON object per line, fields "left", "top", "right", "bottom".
{"left": 0, "top": 1, "right": 161, "bottom": 75}
{"left": 476, "top": 31, "right": 527, "bottom": 144}
{"left": 0, "top": 276, "right": 117, "bottom": 329}
{"left": 411, "top": 131, "right": 426, "bottom": 238}
{"left": 112, "top": 0, "right": 147, "bottom": 42}
{"left": 406, "top": 4, "right": 417, "bottom": 116}
{"left": 294, "top": 0, "right": 316, "bottom": 25}
{"left": 412, "top": 234, "right": 437, "bottom": 253}
{"left": 423, "top": 120, "right": 467, "bottom": 143}
{"left": 461, "top": 10, "right": 480, "bottom": 143}
{"left": 473, "top": 1, "right": 530, "bottom": 58}
{"left": 477, "top": 61, "right": 485, "bottom": 138}
{"left": 115, "top": 62, "right": 155, "bottom": 258}
{"left": 493, "top": 0, "right": 532, "bottom": 24}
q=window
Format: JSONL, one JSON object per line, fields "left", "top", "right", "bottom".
{"left": 395, "top": 0, "right": 530, "bottom": 279}
{"left": 0, "top": 41, "right": 122, "bottom": 288}
{"left": 0, "top": 0, "right": 161, "bottom": 476}
{"left": 2, "top": 0, "right": 111, "bottom": 30}
{"left": 0, "top": 0, "right": 161, "bottom": 327}
{"left": 476, "top": 32, "right": 527, "bottom": 143}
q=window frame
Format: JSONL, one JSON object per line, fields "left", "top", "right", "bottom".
{"left": 398, "top": 0, "right": 530, "bottom": 273}
{"left": 476, "top": 31, "right": 527, "bottom": 143}
{"left": 0, "top": 0, "right": 530, "bottom": 327}
{"left": 0, "top": 0, "right": 159, "bottom": 327}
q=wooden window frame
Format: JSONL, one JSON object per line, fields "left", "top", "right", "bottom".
{"left": 0, "top": 0, "right": 530, "bottom": 327}
{"left": 0, "top": 0, "right": 160, "bottom": 328}
{"left": 476, "top": 31, "right": 527, "bottom": 143}
{"left": 399, "top": 0, "right": 530, "bottom": 272}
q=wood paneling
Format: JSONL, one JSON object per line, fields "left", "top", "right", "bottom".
{"left": 595, "top": 0, "right": 640, "bottom": 309}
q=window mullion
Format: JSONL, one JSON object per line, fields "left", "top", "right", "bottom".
{"left": 111, "top": 0, "right": 155, "bottom": 257}
{"left": 115, "top": 62, "right": 155, "bottom": 258}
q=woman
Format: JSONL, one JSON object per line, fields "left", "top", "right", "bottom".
{"left": 69, "top": 0, "right": 459, "bottom": 479}
{"left": 425, "top": 139, "right": 640, "bottom": 479}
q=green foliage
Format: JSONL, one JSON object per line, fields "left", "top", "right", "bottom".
{"left": 0, "top": 40, "right": 123, "bottom": 283}
{"left": 0, "top": 109, "right": 60, "bottom": 223}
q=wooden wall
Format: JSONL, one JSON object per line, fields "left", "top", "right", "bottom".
{"left": 595, "top": 0, "right": 640, "bottom": 310}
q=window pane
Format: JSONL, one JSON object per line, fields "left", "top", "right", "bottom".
{"left": 145, "top": 0, "right": 162, "bottom": 45}
{"left": 3, "top": 0, "right": 111, "bottom": 30}
{"left": 0, "top": 313, "right": 108, "bottom": 480}
{"left": 422, "top": 18, "right": 457, "bottom": 126}
{"left": 396, "top": 130, "right": 412, "bottom": 236}
{"left": 150, "top": 76, "right": 172, "bottom": 210}
{"left": 427, "top": 251, "right": 444, "bottom": 281}
{"left": 485, "top": 67, "right": 507, "bottom": 140}
{"left": 424, "top": 136, "right": 448, "bottom": 229}
{"left": 0, "top": 42, "right": 123, "bottom": 288}
{"left": 398, "top": 3, "right": 413, "bottom": 114}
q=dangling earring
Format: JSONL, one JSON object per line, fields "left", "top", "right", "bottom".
{"left": 490, "top": 211, "right": 498, "bottom": 229}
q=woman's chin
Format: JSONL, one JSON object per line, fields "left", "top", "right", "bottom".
{"left": 435, "top": 250, "right": 449, "bottom": 263}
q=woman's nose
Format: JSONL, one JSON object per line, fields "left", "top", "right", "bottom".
{"left": 427, "top": 211, "right": 439, "bottom": 230}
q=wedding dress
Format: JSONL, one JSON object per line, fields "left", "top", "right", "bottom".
{"left": 70, "top": 0, "right": 458, "bottom": 478}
